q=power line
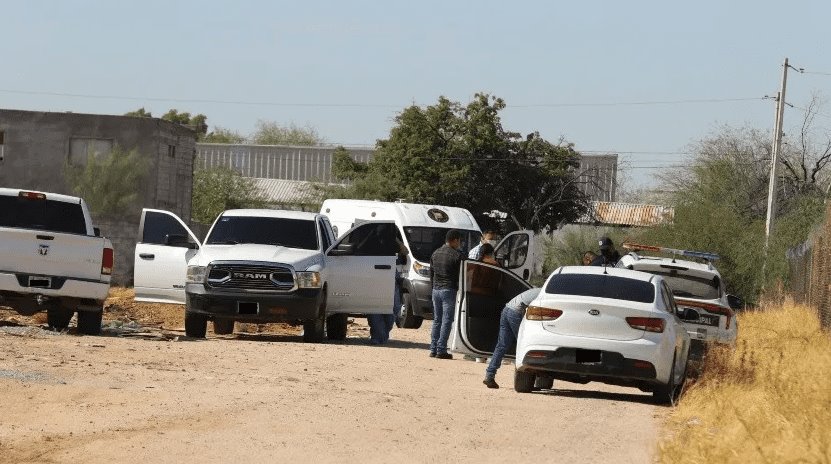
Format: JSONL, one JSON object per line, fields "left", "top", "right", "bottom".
{"left": 0, "top": 88, "right": 766, "bottom": 110}
{"left": 507, "top": 97, "right": 765, "bottom": 108}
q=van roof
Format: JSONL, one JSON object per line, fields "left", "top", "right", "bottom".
{"left": 321, "top": 199, "right": 480, "bottom": 230}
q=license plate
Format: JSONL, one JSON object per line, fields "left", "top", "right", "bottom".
{"left": 576, "top": 349, "right": 601, "bottom": 364}
{"left": 695, "top": 314, "right": 720, "bottom": 327}
{"left": 237, "top": 302, "right": 259, "bottom": 315}
{"left": 28, "top": 276, "right": 51, "bottom": 288}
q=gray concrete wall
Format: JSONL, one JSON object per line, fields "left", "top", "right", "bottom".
{"left": 0, "top": 109, "right": 196, "bottom": 285}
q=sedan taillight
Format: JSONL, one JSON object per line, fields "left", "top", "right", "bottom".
{"left": 626, "top": 317, "right": 665, "bottom": 333}
{"left": 101, "top": 248, "right": 114, "bottom": 275}
{"left": 525, "top": 305, "right": 563, "bottom": 321}
{"left": 676, "top": 299, "right": 734, "bottom": 329}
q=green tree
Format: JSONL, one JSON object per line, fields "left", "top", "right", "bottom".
{"left": 635, "top": 103, "right": 831, "bottom": 302}
{"left": 124, "top": 107, "right": 152, "bottom": 118}
{"left": 250, "top": 120, "right": 323, "bottom": 146}
{"left": 161, "top": 109, "right": 208, "bottom": 139}
{"left": 191, "top": 167, "right": 268, "bottom": 224}
{"left": 203, "top": 127, "right": 246, "bottom": 144}
{"left": 325, "top": 94, "right": 587, "bottom": 232}
{"left": 64, "top": 146, "right": 149, "bottom": 218}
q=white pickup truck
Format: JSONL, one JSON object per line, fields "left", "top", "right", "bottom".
{"left": 0, "top": 188, "right": 113, "bottom": 335}
{"left": 132, "top": 208, "right": 399, "bottom": 342}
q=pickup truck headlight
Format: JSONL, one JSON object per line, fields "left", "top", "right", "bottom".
{"left": 413, "top": 261, "right": 431, "bottom": 278}
{"left": 186, "top": 265, "right": 207, "bottom": 284}
{"left": 296, "top": 271, "right": 322, "bottom": 288}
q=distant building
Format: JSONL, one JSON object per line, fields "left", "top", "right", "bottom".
{"left": 195, "top": 143, "right": 618, "bottom": 204}
{"left": 0, "top": 108, "right": 197, "bottom": 284}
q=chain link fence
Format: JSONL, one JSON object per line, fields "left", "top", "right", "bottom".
{"left": 787, "top": 206, "right": 831, "bottom": 330}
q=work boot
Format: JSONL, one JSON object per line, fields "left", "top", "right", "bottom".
{"left": 435, "top": 353, "right": 453, "bottom": 360}
{"left": 483, "top": 378, "right": 499, "bottom": 389}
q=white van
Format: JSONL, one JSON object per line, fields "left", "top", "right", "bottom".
{"left": 320, "top": 199, "right": 534, "bottom": 329}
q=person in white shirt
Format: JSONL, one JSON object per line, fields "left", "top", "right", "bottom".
{"left": 468, "top": 230, "right": 497, "bottom": 260}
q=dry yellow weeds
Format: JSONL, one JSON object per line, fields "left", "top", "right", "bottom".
{"left": 659, "top": 300, "right": 831, "bottom": 463}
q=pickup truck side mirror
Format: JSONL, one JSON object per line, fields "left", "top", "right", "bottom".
{"left": 328, "top": 243, "right": 354, "bottom": 256}
{"left": 727, "top": 294, "right": 744, "bottom": 311}
{"left": 165, "top": 234, "right": 197, "bottom": 249}
{"left": 93, "top": 227, "right": 101, "bottom": 237}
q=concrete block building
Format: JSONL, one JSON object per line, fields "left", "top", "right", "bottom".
{"left": 0, "top": 109, "right": 197, "bottom": 284}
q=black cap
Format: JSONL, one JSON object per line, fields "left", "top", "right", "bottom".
{"left": 599, "top": 237, "right": 613, "bottom": 251}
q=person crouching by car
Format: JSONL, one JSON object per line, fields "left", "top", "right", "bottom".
{"left": 590, "top": 236, "right": 621, "bottom": 267}
{"left": 483, "top": 287, "right": 542, "bottom": 389}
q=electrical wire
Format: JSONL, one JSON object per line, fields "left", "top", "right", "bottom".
{"left": 0, "top": 88, "right": 766, "bottom": 110}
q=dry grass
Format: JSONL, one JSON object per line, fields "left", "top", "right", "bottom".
{"left": 659, "top": 299, "right": 831, "bottom": 463}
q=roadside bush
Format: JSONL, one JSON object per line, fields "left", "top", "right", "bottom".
{"left": 191, "top": 167, "right": 267, "bottom": 224}
{"left": 64, "top": 146, "right": 148, "bottom": 218}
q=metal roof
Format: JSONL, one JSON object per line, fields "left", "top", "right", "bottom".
{"left": 250, "top": 178, "right": 322, "bottom": 205}
{"left": 581, "top": 201, "right": 674, "bottom": 227}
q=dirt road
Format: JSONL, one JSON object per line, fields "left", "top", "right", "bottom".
{"left": 0, "top": 310, "right": 661, "bottom": 463}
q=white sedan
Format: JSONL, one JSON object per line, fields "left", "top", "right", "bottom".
{"left": 515, "top": 266, "right": 691, "bottom": 404}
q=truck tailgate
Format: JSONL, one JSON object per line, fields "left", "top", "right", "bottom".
{"left": 0, "top": 227, "right": 105, "bottom": 281}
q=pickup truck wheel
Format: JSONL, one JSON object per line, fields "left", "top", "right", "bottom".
{"left": 213, "top": 319, "right": 235, "bottom": 335}
{"left": 77, "top": 310, "right": 103, "bottom": 336}
{"left": 396, "top": 293, "right": 423, "bottom": 329}
{"left": 514, "top": 370, "right": 536, "bottom": 393}
{"left": 303, "top": 293, "right": 326, "bottom": 343}
{"left": 326, "top": 313, "right": 348, "bottom": 341}
{"left": 185, "top": 312, "right": 207, "bottom": 338}
{"left": 47, "top": 307, "right": 73, "bottom": 331}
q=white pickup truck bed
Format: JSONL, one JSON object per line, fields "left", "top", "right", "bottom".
{"left": 0, "top": 188, "right": 112, "bottom": 334}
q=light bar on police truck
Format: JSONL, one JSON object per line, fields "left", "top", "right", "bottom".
{"left": 621, "top": 242, "right": 720, "bottom": 262}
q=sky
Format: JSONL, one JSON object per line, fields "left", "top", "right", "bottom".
{"left": 1, "top": 0, "right": 829, "bottom": 190}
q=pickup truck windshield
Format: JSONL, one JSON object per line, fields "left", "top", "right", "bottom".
{"left": 403, "top": 227, "right": 481, "bottom": 263}
{"left": 206, "top": 216, "right": 318, "bottom": 250}
{"left": 0, "top": 196, "right": 87, "bottom": 235}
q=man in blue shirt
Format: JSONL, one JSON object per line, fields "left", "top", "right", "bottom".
{"left": 483, "top": 287, "right": 542, "bottom": 389}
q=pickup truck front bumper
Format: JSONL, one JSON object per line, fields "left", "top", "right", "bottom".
{"left": 185, "top": 283, "right": 323, "bottom": 323}
{"left": 0, "top": 271, "right": 109, "bottom": 314}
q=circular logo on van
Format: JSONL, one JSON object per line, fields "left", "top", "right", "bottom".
{"left": 427, "top": 208, "right": 449, "bottom": 223}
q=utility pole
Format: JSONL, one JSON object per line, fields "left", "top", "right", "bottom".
{"left": 764, "top": 57, "right": 789, "bottom": 250}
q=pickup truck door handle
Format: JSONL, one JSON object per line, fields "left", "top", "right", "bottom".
{"left": 374, "top": 264, "right": 392, "bottom": 270}
{"left": 139, "top": 253, "right": 155, "bottom": 260}
{"left": 36, "top": 235, "right": 54, "bottom": 241}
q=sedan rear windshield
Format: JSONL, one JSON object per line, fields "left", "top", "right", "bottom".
{"left": 0, "top": 196, "right": 87, "bottom": 235}
{"left": 403, "top": 227, "right": 481, "bottom": 262}
{"left": 206, "top": 216, "right": 318, "bottom": 250}
{"left": 545, "top": 274, "right": 655, "bottom": 304}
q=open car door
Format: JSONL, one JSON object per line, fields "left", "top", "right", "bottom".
{"left": 325, "top": 221, "right": 397, "bottom": 315}
{"left": 450, "top": 260, "right": 532, "bottom": 357}
{"left": 494, "top": 230, "right": 535, "bottom": 281}
{"left": 133, "top": 208, "right": 201, "bottom": 304}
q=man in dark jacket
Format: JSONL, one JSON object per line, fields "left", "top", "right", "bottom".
{"left": 429, "top": 229, "right": 464, "bottom": 359}
{"left": 590, "top": 236, "right": 621, "bottom": 266}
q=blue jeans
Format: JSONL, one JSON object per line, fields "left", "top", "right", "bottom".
{"left": 430, "top": 288, "right": 457, "bottom": 354}
{"left": 485, "top": 306, "right": 524, "bottom": 379}
{"left": 368, "top": 273, "right": 401, "bottom": 344}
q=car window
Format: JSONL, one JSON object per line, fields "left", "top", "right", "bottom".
{"left": 544, "top": 274, "right": 655, "bottom": 304}
{"left": 334, "top": 222, "right": 398, "bottom": 256}
{"left": 206, "top": 216, "right": 318, "bottom": 250}
{"left": 660, "top": 282, "right": 674, "bottom": 313}
{"left": 496, "top": 233, "right": 529, "bottom": 268}
{"left": 0, "top": 195, "right": 87, "bottom": 235}
{"left": 142, "top": 211, "right": 190, "bottom": 244}
{"left": 318, "top": 220, "right": 331, "bottom": 251}
{"left": 403, "top": 227, "right": 481, "bottom": 262}
{"left": 649, "top": 271, "right": 721, "bottom": 300}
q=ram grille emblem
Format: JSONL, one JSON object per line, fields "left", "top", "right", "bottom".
{"left": 38, "top": 244, "right": 49, "bottom": 256}
{"left": 234, "top": 272, "right": 269, "bottom": 280}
